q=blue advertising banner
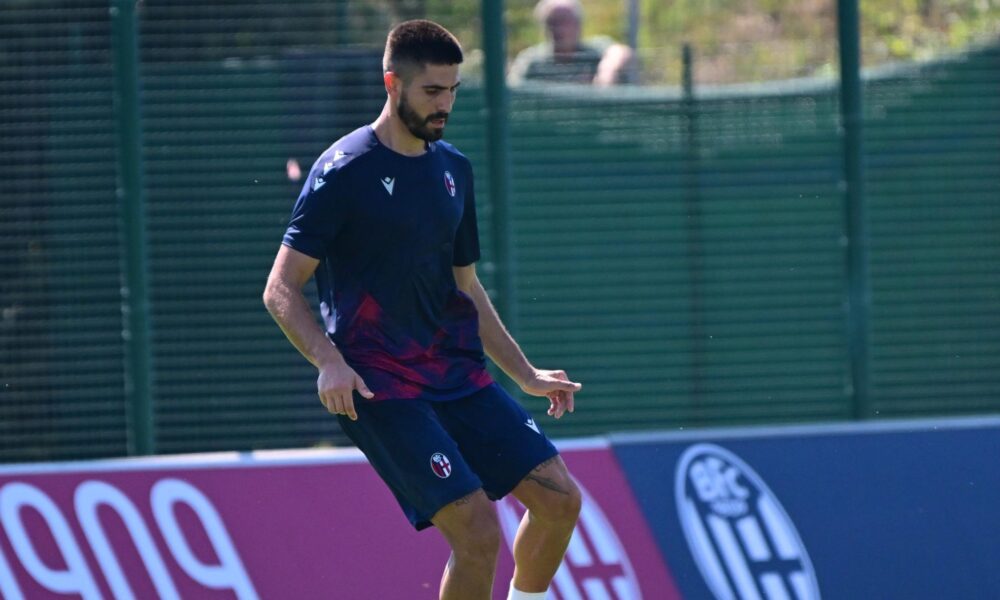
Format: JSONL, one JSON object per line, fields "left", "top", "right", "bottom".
{"left": 611, "top": 417, "right": 1000, "bottom": 600}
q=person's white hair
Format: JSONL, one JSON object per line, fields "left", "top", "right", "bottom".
{"left": 534, "top": 0, "right": 583, "bottom": 24}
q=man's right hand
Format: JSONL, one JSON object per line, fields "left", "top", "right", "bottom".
{"left": 317, "top": 357, "right": 374, "bottom": 421}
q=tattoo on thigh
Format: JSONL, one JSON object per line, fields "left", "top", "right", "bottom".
{"left": 452, "top": 490, "right": 483, "bottom": 507}
{"left": 526, "top": 473, "right": 570, "bottom": 495}
{"left": 527, "top": 457, "right": 570, "bottom": 495}
{"left": 532, "top": 456, "right": 559, "bottom": 473}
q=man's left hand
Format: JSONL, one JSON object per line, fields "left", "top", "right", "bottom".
{"left": 520, "top": 369, "right": 582, "bottom": 419}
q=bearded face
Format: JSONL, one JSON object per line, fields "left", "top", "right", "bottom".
{"left": 397, "top": 88, "right": 449, "bottom": 142}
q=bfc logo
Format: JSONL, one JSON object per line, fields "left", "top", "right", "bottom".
{"left": 443, "top": 171, "right": 456, "bottom": 197}
{"left": 497, "top": 481, "right": 642, "bottom": 599}
{"left": 675, "top": 444, "right": 820, "bottom": 600}
{"left": 430, "top": 452, "right": 452, "bottom": 479}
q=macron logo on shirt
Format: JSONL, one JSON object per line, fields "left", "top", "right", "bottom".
{"left": 381, "top": 177, "right": 395, "bottom": 196}
{"left": 311, "top": 160, "right": 338, "bottom": 192}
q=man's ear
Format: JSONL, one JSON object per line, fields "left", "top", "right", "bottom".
{"left": 384, "top": 71, "right": 402, "bottom": 96}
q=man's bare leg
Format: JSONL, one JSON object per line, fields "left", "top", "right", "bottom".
{"left": 509, "top": 456, "right": 582, "bottom": 593}
{"left": 431, "top": 489, "right": 501, "bottom": 600}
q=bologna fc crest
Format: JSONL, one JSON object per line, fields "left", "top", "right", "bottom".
{"left": 675, "top": 444, "right": 820, "bottom": 600}
{"left": 443, "top": 171, "right": 456, "bottom": 197}
{"left": 430, "top": 452, "right": 452, "bottom": 478}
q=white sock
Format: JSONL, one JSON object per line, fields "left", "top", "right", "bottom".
{"left": 507, "top": 582, "right": 548, "bottom": 600}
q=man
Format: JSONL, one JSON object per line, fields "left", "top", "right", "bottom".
{"left": 509, "top": 0, "right": 637, "bottom": 86}
{"left": 263, "top": 20, "right": 583, "bottom": 600}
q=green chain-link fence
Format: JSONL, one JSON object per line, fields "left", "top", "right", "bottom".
{"left": 2, "top": 1, "right": 998, "bottom": 462}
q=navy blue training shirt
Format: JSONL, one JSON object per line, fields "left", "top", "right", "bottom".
{"left": 282, "top": 126, "right": 493, "bottom": 401}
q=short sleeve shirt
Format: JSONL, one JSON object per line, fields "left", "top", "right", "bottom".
{"left": 282, "top": 126, "right": 493, "bottom": 401}
{"left": 508, "top": 38, "right": 611, "bottom": 85}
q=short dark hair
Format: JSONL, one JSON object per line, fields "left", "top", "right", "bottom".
{"left": 383, "top": 20, "right": 463, "bottom": 80}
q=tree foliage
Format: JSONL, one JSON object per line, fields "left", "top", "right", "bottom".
{"left": 45, "top": 0, "right": 995, "bottom": 85}
{"left": 493, "top": 0, "right": 1000, "bottom": 84}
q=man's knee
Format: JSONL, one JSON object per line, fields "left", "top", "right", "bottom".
{"left": 451, "top": 513, "right": 501, "bottom": 565}
{"left": 434, "top": 491, "right": 502, "bottom": 561}
{"left": 532, "top": 478, "right": 582, "bottom": 527}
{"left": 456, "top": 517, "right": 501, "bottom": 562}
{"left": 552, "top": 479, "right": 583, "bottom": 525}
{"left": 516, "top": 457, "right": 583, "bottom": 526}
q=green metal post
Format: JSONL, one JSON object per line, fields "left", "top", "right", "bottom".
{"left": 334, "top": 1, "right": 349, "bottom": 45}
{"left": 110, "top": 0, "right": 155, "bottom": 454}
{"left": 681, "top": 44, "right": 706, "bottom": 418}
{"left": 481, "top": 0, "right": 516, "bottom": 334}
{"left": 837, "top": 0, "right": 872, "bottom": 419}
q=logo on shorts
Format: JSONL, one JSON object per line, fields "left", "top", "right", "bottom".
{"left": 443, "top": 171, "right": 456, "bottom": 197}
{"left": 430, "top": 452, "right": 452, "bottom": 479}
{"left": 497, "top": 482, "right": 642, "bottom": 598}
{"left": 675, "top": 444, "right": 820, "bottom": 600}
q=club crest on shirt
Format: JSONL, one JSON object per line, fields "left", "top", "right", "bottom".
{"left": 443, "top": 171, "right": 456, "bottom": 197}
{"left": 430, "top": 452, "right": 452, "bottom": 478}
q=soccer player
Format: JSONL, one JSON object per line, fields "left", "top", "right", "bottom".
{"left": 263, "top": 20, "right": 583, "bottom": 600}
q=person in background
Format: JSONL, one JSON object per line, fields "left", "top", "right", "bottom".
{"left": 509, "top": 0, "right": 638, "bottom": 86}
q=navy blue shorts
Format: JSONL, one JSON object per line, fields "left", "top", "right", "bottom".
{"left": 337, "top": 383, "right": 559, "bottom": 530}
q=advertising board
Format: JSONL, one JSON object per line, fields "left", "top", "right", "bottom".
{"left": 612, "top": 417, "right": 1000, "bottom": 600}
{"left": 4, "top": 416, "right": 998, "bottom": 599}
{"left": 0, "top": 442, "right": 676, "bottom": 599}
